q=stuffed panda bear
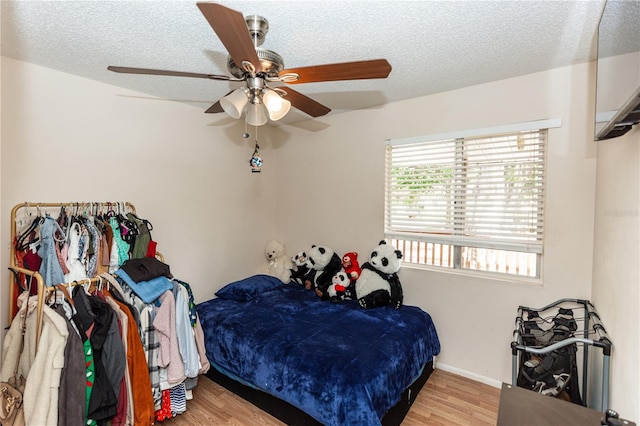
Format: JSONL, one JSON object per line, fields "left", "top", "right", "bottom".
{"left": 290, "top": 250, "right": 311, "bottom": 286}
{"left": 327, "top": 271, "right": 350, "bottom": 303}
{"left": 304, "top": 245, "right": 342, "bottom": 297}
{"left": 355, "top": 240, "right": 404, "bottom": 309}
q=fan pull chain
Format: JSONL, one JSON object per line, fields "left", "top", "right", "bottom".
{"left": 242, "top": 120, "right": 250, "bottom": 139}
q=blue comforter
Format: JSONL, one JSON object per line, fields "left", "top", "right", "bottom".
{"left": 196, "top": 275, "right": 440, "bottom": 426}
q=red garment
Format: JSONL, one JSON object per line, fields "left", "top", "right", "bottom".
{"left": 23, "top": 250, "right": 42, "bottom": 277}
{"left": 146, "top": 240, "right": 157, "bottom": 258}
{"left": 155, "top": 390, "right": 172, "bottom": 422}
{"left": 11, "top": 241, "right": 41, "bottom": 318}
{"left": 112, "top": 358, "right": 128, "bottom": 426}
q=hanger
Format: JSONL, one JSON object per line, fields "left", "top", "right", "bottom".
{"left": 54, "top": 283, "right": 89, "bottom": 341}
{"left": 94, "top": 275, "right": 104, "bottom": 293}
{"left": 16, "top": 206, "right": 46, "bottom": 252}
{"left": 16, "top": 216, "right": 41, "bottom": 251}
{"left": 82, "top": 277, "right": 95, "bottom": 295}
{"left": 15, "top": 202, "right": 34, "bottom": 234}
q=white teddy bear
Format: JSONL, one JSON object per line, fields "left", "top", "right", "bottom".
{"left": 260, "top": 239, "right": 293, "bottom": 283}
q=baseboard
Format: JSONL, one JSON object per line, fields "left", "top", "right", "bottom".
{"left": 434, "top": 360, "right": 502, "bottom": 389}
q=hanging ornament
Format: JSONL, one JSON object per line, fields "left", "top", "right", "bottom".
{"left": 249, "top": 142, "right": 262, "bottom": 173}
{"left": 248, "top": 123, "right": 262, "bottom": 173}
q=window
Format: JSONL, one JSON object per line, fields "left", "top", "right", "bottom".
{"left": 385, "top": 123, "right": 551, "bottom": 279}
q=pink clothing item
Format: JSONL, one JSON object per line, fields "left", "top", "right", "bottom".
{"left": 56, "top": 242, "right": 70, "bottom": 275}
{"left": 194, "top": 315, "right": 211, "bottom": 375}
{"left": 154, "top": 291, "right": 185, "bottom": 386}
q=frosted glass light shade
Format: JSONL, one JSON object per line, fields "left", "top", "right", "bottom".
{"left": 220, "top": 89, "right": 248, "bottom": 119}
{"left": 246, "top": 103, "right": 268, "bottom": 126}
{"left": 263, "top": 90, "right": 292, "bottom": 121}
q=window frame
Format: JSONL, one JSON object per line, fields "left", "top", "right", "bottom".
{"left": 384, "top": 119, "right": 560, "bottom": 281}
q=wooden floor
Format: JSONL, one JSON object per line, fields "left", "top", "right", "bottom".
{"left": 164, "top": 368, "right": 501, "bottom": 425}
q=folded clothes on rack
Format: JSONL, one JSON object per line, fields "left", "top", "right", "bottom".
{"left": 115, "top": 269, "right": 173, "bottom": 304}
{"left": 119, "top": 257, "right": 173, "bottom": 282}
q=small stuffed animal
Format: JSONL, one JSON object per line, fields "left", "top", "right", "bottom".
{"left": 355, "top": 240, "right": 404, "bottom": 309}
{"left": 290, "top": 250, "right": 311, "bottom": 286}
{"left": 341, "top": 252, "right": 361, "bottom": 285}
{"left": 261, "top": 239, "right": 293, "bottom": 283}
{"left": 304, "top": 245, "right": 342, "bottom": 297}
{"left": 327, "top": 271, "right": 350, "bottom": 303}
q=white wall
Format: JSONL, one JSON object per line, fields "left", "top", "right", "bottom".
{"left": 0, "top": 57, "right": 279, "bottom": 334}
{"left": 274, "top": 62, "right": 598, "bottom": 389}
{"left": 592, "top": 126, "right": 639, "bottom": 420}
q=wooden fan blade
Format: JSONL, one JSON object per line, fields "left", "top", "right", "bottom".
{"left": 197, "top": 3, "right": 262, "bottom": 73}
{"left": 107, "top": 66, "right": 233, "bottom": 81}
{"left": 281, "top": 88, "right": 331, "bottom": 117}
{"left": 280, "top": 59, "right": 392, "bottom": 84}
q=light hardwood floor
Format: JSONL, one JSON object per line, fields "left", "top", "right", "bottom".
{"left": 164, "top": 369, "right": 501, "bottom": 425}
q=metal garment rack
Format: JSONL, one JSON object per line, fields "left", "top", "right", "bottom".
{"left": 7, "top": 201, "right": 139, "bottom": 348}
{"left": 510, "top": 298, "right": 612, "bottom": 411}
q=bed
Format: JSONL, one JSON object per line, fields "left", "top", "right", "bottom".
{"left": 196, "top": 275, "right": 441, "bottom": 426}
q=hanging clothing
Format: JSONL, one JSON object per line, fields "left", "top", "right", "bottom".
{"left": 169, "top": 382, "right": 187, "bottom": 416}
{"left": 38, "top": 216, "right": 66, "bottom": 286}
{"left": 194, "top": 315, "right": 211, "bottom": 375}
{"left": 126, "top": 213, "right": 153, "bottom": 259}
{"left": 52, "top": 304, "right": 86, "bottom": 426}
{"left": 1, "top": 294, "right": 69, "bottom": 426}
{"left": 83, "top": 337, "right": 97, "bottom": 426}
{"left": 173, "top": 282, "right": 200, "bottom": 379}
{"left": 72, "top": 286, "right": 124, "bottom": 422}
{"left": 98, "top": 221, "right": 114, "bottom": 274}
{"left": 65, "top": 222, "right": 88, "bottom": 282}
{"left": 107, "top": 292, "right": 156, "bottom": 425}
{"left": 154, "top": 290, "right": 186, "bottom": 389}
{"left": 155, "top": 389, "right": 172, "bottom": 422}
{"left": 109, "top": 216, "right": 130, "bottom": 269}
{"left": 173, "top": 279, "right": 197, "bottom": 327}
{"left": 103, "top": 296, "right": 130, "bottom": 425}
{"left": 55, "top": 240, "right": 71, "bottom": 275}
{"left": 84, "top": 219, "right": 101, "bottom": 278}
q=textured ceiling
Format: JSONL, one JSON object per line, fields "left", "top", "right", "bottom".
{"left": 1, "top": 0, "right": 613, "bottom": 125}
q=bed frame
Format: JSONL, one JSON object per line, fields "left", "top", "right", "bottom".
{"left": 205, "top": 360, "right": 434, "bottom": 426}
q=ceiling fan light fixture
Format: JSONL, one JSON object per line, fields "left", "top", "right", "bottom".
{"left": 246, "top": 102, "right": 268, "bottom": 126}
{"left": 220, "top": 88, "right": 249, "bottom": 119}
{"left": 262, "top": 89, "right": 291, "bottom": 121}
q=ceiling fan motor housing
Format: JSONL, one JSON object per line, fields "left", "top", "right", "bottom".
{"left": 245, "top": 15, "right": 268, "bottom": 46}
{"left": 227, "top": 47, "right": 284, "bottom": 79}
{"left": 226, "top": 14, "right": 284, "bottom": 79}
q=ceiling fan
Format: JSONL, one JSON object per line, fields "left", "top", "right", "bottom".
{"left": 107, "top": 2, "right": 392, "bottom": 125}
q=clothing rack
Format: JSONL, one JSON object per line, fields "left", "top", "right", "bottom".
{"left": 5, "top": 203, "right": 207, "bottom": 425}
{"left": 7, "top": 201, "right": 161, "bottom": 348}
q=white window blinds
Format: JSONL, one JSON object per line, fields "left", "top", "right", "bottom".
{"left": 385, "top": 129, "right": 547, "bottom": 254}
